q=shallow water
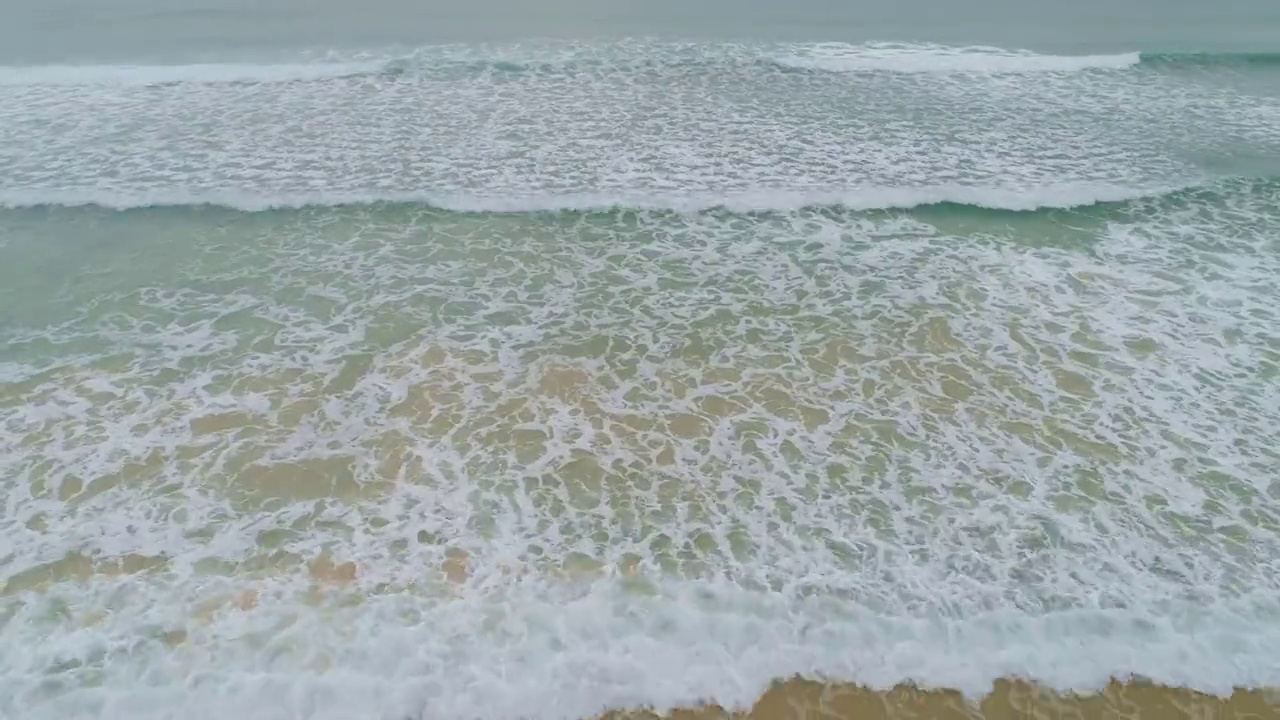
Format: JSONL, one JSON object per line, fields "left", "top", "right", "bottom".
{"left": 1, "top": 14, "right": 1279, "bottom": 720}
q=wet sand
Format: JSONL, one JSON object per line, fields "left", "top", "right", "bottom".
{"left": 600, "top": 678, "right": 1280, "bottom": 720}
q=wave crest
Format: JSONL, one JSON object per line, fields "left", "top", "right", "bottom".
{"left": 5, "top": 43, "right": 1276, "bottom": 88}
{"left": 1, "top": 179, "right": 1265, "bottom": 215}
{"left": 769, "top": 42, "right": 1140, "bottom": 74}
{"left": 0, "top": 41, "right": 1150, "bottom": 87}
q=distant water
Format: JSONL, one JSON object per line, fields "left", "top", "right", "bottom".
{"left": 2, "top": 3, "right": 1280, "bottom": 720}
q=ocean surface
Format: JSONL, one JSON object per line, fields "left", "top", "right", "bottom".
{"left": 2, "top": 1, "right": 1280, "bottom": 719}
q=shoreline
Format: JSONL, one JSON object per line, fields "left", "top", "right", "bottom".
{"left": 597, "top": 677, "right": 1280, "bottom": 720}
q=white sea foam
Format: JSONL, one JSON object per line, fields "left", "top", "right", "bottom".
{"left": 0, "top": 181, "right": 1188, "bottom": 213}
{"left": 772, "top": 42, "right": 1141, "bottom": 74}
{"left": 2, "top": 39, "right": 1276, "bottom": 213}
{"left": 0, "top": 41, "right": 1142, "bottom": 88}
{"left": 4, "top": 184, "right": 1280, "bottom": 719}
{"left": 3, "top": 576, "right": 1279, "bottom": 720}
{"left": 2, "top": 37, "right": 1280, "bottom": 720}
{"left": 780, "top": 42, "right": 1141, "bottom": 74}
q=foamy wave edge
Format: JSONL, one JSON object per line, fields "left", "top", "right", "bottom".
{"left": 8, "top": 580, "right": 1280, "bottom": 720}
{"left": 0, "top": 182, "right": 1215, "bottom": 214}
{"left": 0, "top": 42, "right": 1147, "bottom": 87}
{"left": 770, "top": 42, "right": 1140, "bottom": 74}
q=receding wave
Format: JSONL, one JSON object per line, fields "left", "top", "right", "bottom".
{"left": 1, "top": 178, "right": 1270, "bottom": 215}
{"left": 6, "top": 42, "right": 1275, "bottom": 87}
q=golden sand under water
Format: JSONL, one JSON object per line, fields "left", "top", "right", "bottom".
{"left": 600, "top": 678, "right": 1280, "bottom": 720}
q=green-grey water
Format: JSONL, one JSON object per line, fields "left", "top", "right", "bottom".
{"left": 1, "top": 4, "right": 1280, "bottom": 720}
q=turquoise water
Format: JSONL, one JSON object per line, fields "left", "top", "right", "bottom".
{"left": 2, "top": 5, "right": 1280, "bottom": 720}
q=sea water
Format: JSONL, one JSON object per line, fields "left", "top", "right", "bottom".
{"left": 2, "top": 2, "right": 1280, "bottom": 719}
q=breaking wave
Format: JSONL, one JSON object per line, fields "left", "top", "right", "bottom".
{"left": 6, "top": 42, "right": 1264, "bottom": 88}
